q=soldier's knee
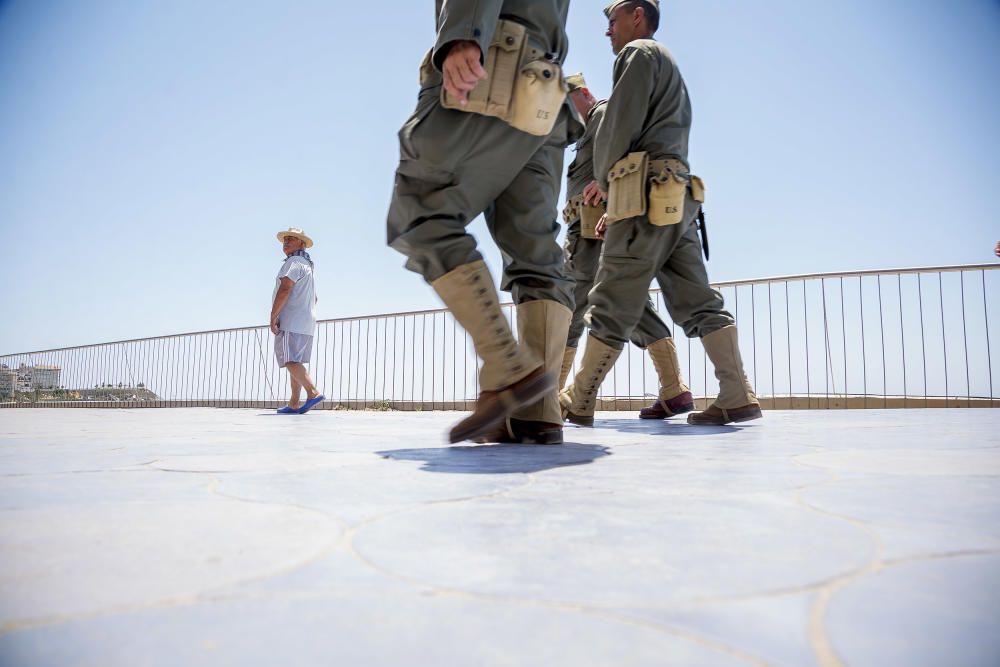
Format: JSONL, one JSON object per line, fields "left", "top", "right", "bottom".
{"left": 680, "top": 312, "right": 734, "bottom": 339}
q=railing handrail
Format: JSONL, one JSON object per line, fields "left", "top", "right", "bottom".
{"left": 697, "top": 262, "right": 1000, "bottom": 289}
{"left": 4, "top": 262, "right": 997, "bottom": 357}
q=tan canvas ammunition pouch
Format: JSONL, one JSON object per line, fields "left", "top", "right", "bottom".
{"left": 580, "top": 202, "right": 605, "bottom": 239}
{"left": 440, "top": 20, "right": 566, "bottom": 136}
{"left": 690, "top": 175, "right": 706, "bottom": 203}
{"left": 441, "top": 20, "right": 525, "bottom": 118}
{"left": 508, "top": 59, "right": 566, "bottom": 135}
{"left": 606, "top": 152, "right": 649, "bottom": 223}
{"left": 647, "top": 158, "right": 688, "bottom": 226}
{"left": 562, "top": 195, "right": 606, "bottom": 239}
{"left": 607, "top": 155, "right": 706, "bottom": 226}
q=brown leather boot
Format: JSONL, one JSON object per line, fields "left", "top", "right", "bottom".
{"left": 687, "top": 326, "right": 762, "bottom": 425}
{"left": 559, "top": 335, "right": 621, "bottom": 427}
{"left": 474, "top": 417, "right": 564, "bottom": 445}
{"left": 639, "top": 391, "right": 695, "bottom": 419}
{"left": 431, "top": 262, "right": 548, "bottom": 443}
{"left": 639, "top": 337, "right": 693, "bottom": 419}
{"left": 449, "top": 369, "right": 555, "bottom": 443}
{"left": 687, "top": 403, "right": 762, "bottom": 425}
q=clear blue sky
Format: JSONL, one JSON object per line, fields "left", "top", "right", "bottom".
{"left": 1, "top": 0, "right": 998, "bottom": 354}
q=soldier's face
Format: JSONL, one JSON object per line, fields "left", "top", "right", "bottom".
{"left": 606, "top": 6, "right": 639, "bottom": 54}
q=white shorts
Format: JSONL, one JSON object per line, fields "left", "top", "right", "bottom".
{"left": 274, "top": 330, "right": 313, "bottom": 367}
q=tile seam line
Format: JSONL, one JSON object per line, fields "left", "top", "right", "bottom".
{"left": 0, "top": 476, "right": 351, "bottom": 635}
{"left": 338, "top": 487, "right": 774, "bottom": 667}
{"left": 347, "top": 524, "right": 775, "bottom": 667}
{"left": 789, "top": 458, "right": 886, "bottom": 667}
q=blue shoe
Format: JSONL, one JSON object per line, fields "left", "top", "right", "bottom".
{"left": 298, "top": 394, "right": 325, "bottom": 414}
{"left": 276, "top": 405, "right": 298, "bottom": 415}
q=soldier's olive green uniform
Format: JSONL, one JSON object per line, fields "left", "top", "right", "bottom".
{"left": 561, "top": 25, "right": 758, "bottom": 426}
{"left": 586, "top": 39, "right": 733, "bottom": 347}
{"left": 387, "top": 1, "right": 576, "bottom": 440}
{"left": 484, "top": 111, "right": 580, "bottom": 304}
{"left": 387, "top": 0, "right": 574, "bottom": 311}
{"left": 563, "top": 100, "right": 672, "bottom": 350}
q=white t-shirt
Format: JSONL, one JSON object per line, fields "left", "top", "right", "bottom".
{"left": 273, "top": 256, "right": 316, "bottom": 335}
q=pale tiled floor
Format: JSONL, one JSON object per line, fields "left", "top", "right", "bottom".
{"left": 0, "top": 408, "right": 998, "bottom": 666}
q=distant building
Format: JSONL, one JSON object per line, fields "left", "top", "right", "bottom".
{"left": 29, "top": 365, "right": 61, "bottom": 390}
{"left": 0, "top": 369, "right": 17, "bottom": 397}
{"left": 1, "top": 364, "right": 64, "bottom": 392}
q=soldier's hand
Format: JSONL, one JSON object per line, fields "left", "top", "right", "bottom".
{"left": 583, "top": 181, "right": 607, "bottom": 206}
{"left": 595, "top": 214, "right": 608, "bottom": 240}
{"left": 442, "top": 41, "right": 487, "bottom": 106}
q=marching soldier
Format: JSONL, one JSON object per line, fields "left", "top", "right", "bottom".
{"left": 559, "top": 74, "right": 693, "bottom": 423}
{"left": 387, "top": 1, "right": 575, "bottom": 443}
{"left": 561, "top": 0, "right": 762, "bottom": 426}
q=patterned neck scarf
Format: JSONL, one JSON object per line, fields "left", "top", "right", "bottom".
{"left": 286, "top": 248, "right": 313, "bottom": 266}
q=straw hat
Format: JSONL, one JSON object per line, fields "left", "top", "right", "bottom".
{"left": 276, "top": 227, "right": 313, "bottom": 248}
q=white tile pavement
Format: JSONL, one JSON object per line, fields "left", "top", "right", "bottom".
{"left": 0, "top": 408, "right": 997, "bottom": 666}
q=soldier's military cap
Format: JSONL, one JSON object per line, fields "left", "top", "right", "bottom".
{"left": 566, "top": 73, "right": 587, "bottom": 92}
{"left": 603, "top": 0, "right": 659, "bottom": 18}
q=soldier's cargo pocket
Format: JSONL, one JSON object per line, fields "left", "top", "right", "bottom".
{"left": 647, "top": 174, "right": 686, "bottom": 226}
{"left": 398, "top": 90, "right": 437, "bottom": 161}
{"left": 606, "top": 152, "right": 648, "bottom": 223}
{"left": 418, "top": 48, "right": 435, "bottom": 87}
{"left": 508, "top": 60, "right": 567, "bottom": 136}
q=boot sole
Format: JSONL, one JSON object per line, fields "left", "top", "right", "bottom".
{"left": 729, "top": 408, "right": 763, "bottom": 423}
{"left": 509, "top": 419, "right": 564, "bottom": 445}
{"left": 565, "top": 413, "right": 594, "bottom": 427}
{"left": 475, "top": 431, "right": 564, "bottom": 445}
{"left": 687, "top": 407, "right": 763, "bottom": 425}
{"left": 517, "top": 432, "right": 564, "bottom": 445}
{"left": 638, "top": 403, "right": 695, "bottom": 419}
{"left": 449, "top": 371, "right": 556, "bottom": 443}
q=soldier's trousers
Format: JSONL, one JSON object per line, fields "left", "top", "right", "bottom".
{"left": 387, "top": 87, "right": 573, "bottom": 309}
{"left": 564, "top": 221, "right": 672, "bottom": 349}
{"left": 585, "top": 193, "right": 734, "bottom": 349}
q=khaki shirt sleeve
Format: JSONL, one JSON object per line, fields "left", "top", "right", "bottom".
{"left": 594, "top": 45, "right": 656, "bottom": 190}
{"left": 432, "top": 0, "right": 504, "bottom": 72}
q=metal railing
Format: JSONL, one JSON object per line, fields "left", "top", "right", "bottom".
{"left": 2, "top": 264, "right": 997, "bottom": 410}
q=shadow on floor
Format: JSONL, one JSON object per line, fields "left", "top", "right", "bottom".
{"left": 589, "top": 418, "right": 740, "bottom": 436}
{"left": 377, "top": 442, "right": 611, "bottom": 474}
